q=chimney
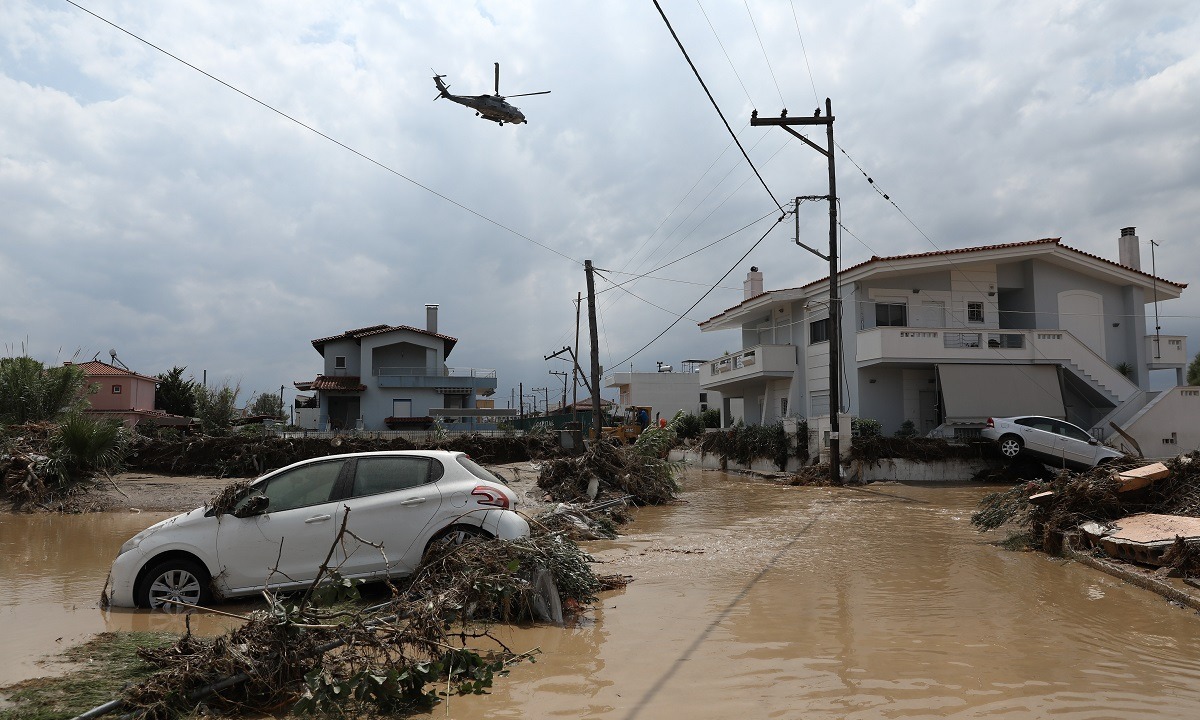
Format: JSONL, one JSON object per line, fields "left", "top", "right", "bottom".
{"left": 1118, "top": 227, "right": 1141, "bottom": 270}
{"left": 744, "top": 266, "right": 764, "bottom": 300}
{"left": 425, "top": 304, "right": 439, "bottom": 334}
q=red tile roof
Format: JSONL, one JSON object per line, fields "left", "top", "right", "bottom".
{"left": 311, "top": 324, "right": 459, "bottom": 356}
{"left": 700, "top": 237, "right": 1187, "bottom": 326}
{"left": 305, "top": 375, "right": 366, "bottom": 392}
{"left": 66, "top": 360, "right": 157, "bottom": 383}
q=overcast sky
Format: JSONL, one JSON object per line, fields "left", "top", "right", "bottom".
{"left": 3, "top": 0, "right": 1198, "bottom": 409}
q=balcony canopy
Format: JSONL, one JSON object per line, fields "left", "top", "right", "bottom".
{"left": 936, "top": 363, "right": 1064, "bottom": 424}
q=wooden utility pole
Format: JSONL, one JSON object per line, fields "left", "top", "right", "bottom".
{"left": 751, "top": 98, "right": 841, "bottom": 485}
{"left": 574, "top": 291, "right": 582, "bottom": 420}
{"left": 585, "top": 260, "right": 603, "bottom": 443}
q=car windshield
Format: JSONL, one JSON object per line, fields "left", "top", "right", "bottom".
{"left": 456, "top": 455, "right": 506, "bottom": 485}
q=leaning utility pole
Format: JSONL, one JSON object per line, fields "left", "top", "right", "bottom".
{"left": 574, "top": 291, "right": 582, "bottom": 420}
{"left": 584, "top": 260, "right": 603, "bottom": 443}
{"left": 751, "top": 98, "right": 841, "bottom": 485}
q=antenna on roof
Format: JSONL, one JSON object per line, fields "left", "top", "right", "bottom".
{"left": 108, "top": 349, "right": 131, "bottom": 370}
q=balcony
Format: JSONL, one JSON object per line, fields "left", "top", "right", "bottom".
{"left": 856, "top": 326, "right": 1139, "bottom": 403}
{"left": 1146, "top": 335, "right": 1188, "bottom": 369}
{"left": 376, "top": 366, "right": 498, "bottom": 393}
{"left": 699, "top": 344, "right": 797, "bottom": 391}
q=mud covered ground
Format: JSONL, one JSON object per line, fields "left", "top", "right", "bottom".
{"left": 41, "top": 460, "right": 558, "bottom": 515}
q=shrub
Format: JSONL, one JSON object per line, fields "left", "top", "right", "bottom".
{"left": 670, "top": 412, "right": 706, "bottom": 439}
{"left": 48, "top": 412, "right": 128, "bottom": 485}
{"left": 852, "top": 418, "right": 882, "bottom": 438}
{"left": 194, "top": 382, "right": 241, "bottom": 435}
{"left": 894, "top": 420, "right": 918, "bottom": 438}
{"left": 700, "top": 408, "right": 721, "bottom": 428}
{"left": 0, "top": 355, "right": 88, "bottom": 425}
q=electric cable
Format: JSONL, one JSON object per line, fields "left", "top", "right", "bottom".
{"left": 63, "top": 0, "right": 580, "bottom": 266}
{"left": 651, "top": 0, "right": 785, "bottom": 214}
{"left": 743, "top": 0, "right": 787, "bottom": 108}
{"left": 611, "top": 215, "right": 786, "bottom": 369}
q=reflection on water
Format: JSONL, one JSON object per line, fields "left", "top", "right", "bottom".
{"left": 0, "top": 511, "right": 242, "bottom": 685}
{"left": 5, "top": 472, "right": 1200, "bottom": 718}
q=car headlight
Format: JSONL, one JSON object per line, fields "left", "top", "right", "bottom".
{"left": 117, "top": 527, "right": 158, "bottom": 557}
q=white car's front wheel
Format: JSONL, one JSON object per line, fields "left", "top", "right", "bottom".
{"left": 137, "top": 559, "right": 212, "bottom": 610}
{"left": 998, "top": 435, "right": 1024, "bottom": 459}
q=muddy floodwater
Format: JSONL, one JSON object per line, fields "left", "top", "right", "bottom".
{"left": 5, "top": 470, "right": 1200, "bottom": 718}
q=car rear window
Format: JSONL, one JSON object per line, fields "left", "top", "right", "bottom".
{"left": 456, "top": 455, "right": 507, "bottom": 485}
{"left": 351, "top": 456, "right": 433, "bottom": 496}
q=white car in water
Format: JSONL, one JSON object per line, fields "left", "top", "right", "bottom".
{"left": 982, "top": 416, "right": 1124, "bottom": 470}
{"left": 106, "top": 450, "right": 528, "bottom": 609}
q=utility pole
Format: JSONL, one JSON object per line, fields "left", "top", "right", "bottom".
{"left": 585, "top": 260, "right": 603, "bottom": 443}
{"left": 519, "top": 381, "right": 524, "bottom": 421}
{"left": 550, "top": 370, "right": 568, "bottom": 411}
{"left": 574, "top": 291, "right": 582, "bottom": 421}
{"left": 751, "top": 98, "right": 841, "bottom": 485}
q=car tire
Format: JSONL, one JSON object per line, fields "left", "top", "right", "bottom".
{"left": 136, "top": 558, "right": 212, "bottom": 610}
{"left": 998, "top": 435, "right": 1024, "bottom": 460}
{"left": 424, "top": 524, "right": 493, "bottom": 557}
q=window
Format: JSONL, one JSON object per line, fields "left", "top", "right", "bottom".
{"left": 699, "top": 393, "right": 708, "bottom": 403}
{"left": 809, "top": 318, "right": 830, "bottom": 344}
{"left": 351, "top": 456, "right": 434, "bottom": 496}
{"left": 111, "top": 384, "right": 122, "bottom": 394}
{"left": 334, "top": 356, "right": 347, "bottom": 370}
{"left": 967, "top": 301, "right": 984, "bottom": 323}
{"left": 875, "top": 302, "right": 907, "bottom": 327}
{"left": 780, "top": 398, "right": 788, "bottom": 416}
{"left": 240, "top": 460, "right": 345, "bottom": 514}
{"left": 810, "top": 392, "right": 830, "bottom": 416}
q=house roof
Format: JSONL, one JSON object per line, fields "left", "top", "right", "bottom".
{"left": 296, "top": 375, "right": 367, "bottom": 392}
{"left": 699, "top": 237, "right": 1188, "bottom": 329}
{"left": 66, "top": 360, "right": 157, "bottom": 383}
{"left": 311, "top": 324, "right": 459, "bottom": 356}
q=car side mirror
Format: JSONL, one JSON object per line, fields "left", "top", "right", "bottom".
{"left": 234, "top": 494, "right": 269, "bottom": 518}
{"left": 1087, "top": 438, "right": 1098, "bottom": 445}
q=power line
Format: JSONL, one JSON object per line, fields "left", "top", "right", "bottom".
{"left": 743, "top": 0, "right": 787, "bottom": 108}
{"left": 651, "top": 0, "right": 785, "bottom": 213}
{"left": 594, "top": 269, "right": 705, "bottom": 323}
{"left": 788, "top": 0, "right": 821, "bottom": 107}
{"left": 596, "top": 209, "right": 779, "bottom": 295}
{"left": 697, "top": 1, "right": 754, "bottom": 105}
{"left": 63, "top": 0, "right": 580, "bottom": 266}
{"left": 611, "top": 215, "right": 786, "bottom": 369}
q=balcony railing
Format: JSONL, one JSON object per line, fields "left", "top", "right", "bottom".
{"left": 377, "top": 367, "right": 497, "bottom": 378}
{"left": 700, "top": 344, "right": 797, "bottom": 388}
{"left": 1146, "top": 335, "right": 1188, "bottom": 367}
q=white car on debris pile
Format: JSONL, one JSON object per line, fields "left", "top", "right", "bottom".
{"left": 106, "top": 450, "right": 528, "bottom": 609}
{"left": 982, "top": 416, "right": 1124, "bottom": 470}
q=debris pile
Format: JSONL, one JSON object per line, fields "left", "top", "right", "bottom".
{"left": 126, "top": 432, "right": 566, "bottom": 478}
{"left": 972, "top": 452, "right": 1200, "bottom": 556}
{"left": 87, "top": 521, "right": 612, "bottom": 720}
{"left": 536, "top": 438, "right": 680, "bottom": 506}
{"left": 849, "top": 436, "right": 1000, "bottom": 465}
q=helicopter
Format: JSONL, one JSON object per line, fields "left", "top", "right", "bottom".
{"left": 432, "top": 62, "right": 549, "bottom": 125}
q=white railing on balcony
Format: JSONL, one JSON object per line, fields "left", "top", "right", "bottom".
{"left": 700, "top": 344, "right": 797, "bottom": 388}
{"left": 378, "top": 367, "right": 497, "bottom": 378}
{"left": 857, "top": 326, "right": 1139, "bottom": 402}
{"left": 1146, "top": 335, "right": 1188, "bottom": 367}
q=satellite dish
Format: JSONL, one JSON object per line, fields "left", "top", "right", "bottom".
{"left": 109, "top": 349, "right": 117, "bottom": 361}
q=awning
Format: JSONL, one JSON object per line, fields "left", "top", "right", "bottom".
{"left": 936, "top": 363, "right": 1064, "bottom": 424}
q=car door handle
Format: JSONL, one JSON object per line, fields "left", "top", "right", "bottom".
{"left": 304, "top": 514, "right": 332, "bottom": 523}
{"left": 399, "top": 498, "right": 427, "bottom": 506}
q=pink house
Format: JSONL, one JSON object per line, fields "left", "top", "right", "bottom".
{"left": 65, "top": 360, "right": 190, "bottom": 427}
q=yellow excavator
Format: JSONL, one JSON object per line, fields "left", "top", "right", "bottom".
{"left": 600, "top": 406, "right": 653, "bottom": 444}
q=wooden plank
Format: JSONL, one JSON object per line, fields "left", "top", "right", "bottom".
{"left": 1116, "top": 462, "right": 1170, "bottom": 493}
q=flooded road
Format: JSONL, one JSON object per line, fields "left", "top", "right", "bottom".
{"left": 5, "top": 470, "right": 1200, "bottom": 717}
{"left": 0, "top": 511, "right": 242, "bottom": 685}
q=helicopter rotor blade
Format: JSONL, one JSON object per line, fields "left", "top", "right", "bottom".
{"left": 506, "top": 90, "right": 551, "bottom": 98}
{"left": 494, "top": 62, "right": 500, "bottom": 94}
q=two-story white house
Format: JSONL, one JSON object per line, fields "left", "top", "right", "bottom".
{"left": 602, "top": 360, "right": 719, "bottom": 422}
{"left": 698, "top": 229, "right": 1190, "bottom": 449}
{"left": 294, "top": 305, "right": 498, "bottom": 431}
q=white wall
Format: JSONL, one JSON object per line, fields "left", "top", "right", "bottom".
{"left": 1120, "top": 386, "right": 1200, "bottom": 458}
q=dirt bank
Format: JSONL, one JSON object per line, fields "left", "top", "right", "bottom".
{"left": 3, "top": 460, "right": 558, "bottom": 515}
